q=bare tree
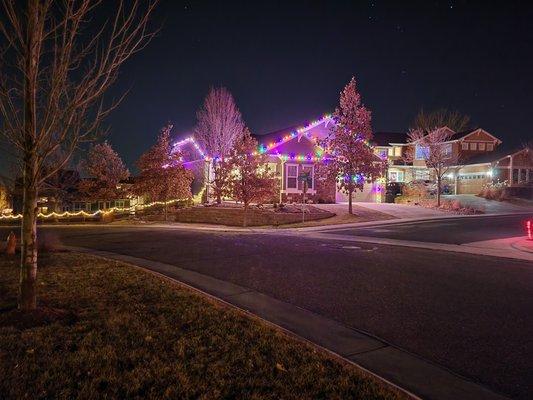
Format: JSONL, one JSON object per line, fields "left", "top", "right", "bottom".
{"left": 0, "top": 0, "right": 157, "bottom": 311}
{"left": 407, "top": 109, "right": 470, "bottom": 207}
{"left": 194, "top": 87, "right": 244, "bottom": 203}
{"left": 405, "top": 128, "right": 459, "bottom": 207}
{"left": 411, "top": 108, "right": 470, "bottom": 134}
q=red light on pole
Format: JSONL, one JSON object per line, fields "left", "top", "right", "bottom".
{"left": 527, "top": 220, "right": 532, "bottom": 241}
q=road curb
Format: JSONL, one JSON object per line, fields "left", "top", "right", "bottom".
{"left": 65, "top": 246, "right": 510, "bottom": 400}
{"left": 290, "top": 212, "right": 533, "bottom": 233}
{"left": 298, "top": 232, "right": 533, "bottom": 262}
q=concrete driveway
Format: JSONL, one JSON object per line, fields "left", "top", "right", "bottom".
{"left": 443, "top": 194, "right": 533, "bottom": 214}
{"left": 322, "top": 202, "right": 445, "bottom": 219}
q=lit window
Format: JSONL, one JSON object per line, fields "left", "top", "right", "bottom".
{"left": 415, "top": 145, "right": 429, "bottom": 160}
{"left": 487, "top": 143, "right": 494, "bottom": 151}
{"left": 442, "top": 143, "right": 452, "bottom": 157}
{"left": 479, "top": 143, "right": 486, "bottom": 151}
{"left": 461, "top": 142, "right": 468, "bottom": 150}
{"left": 287, "top": 165, "right": 297, "bottom": 189}
{"left": 301, "top": 165, "right": 314, "bottom": 189}
{"left": 469, "top": 142, "right": 477, "bottom": 150}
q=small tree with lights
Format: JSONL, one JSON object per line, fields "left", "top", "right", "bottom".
{"left": 134, "top": 124, "right": 193, "bottom": 220}
{"left": 320, "top": 77, "right": 383, "bottom": 214}
{"left": 222, "top": 129, "right": 277, "bottom": 227}
{"left": 79, "top": 142, "right": 130, "bottom": 203}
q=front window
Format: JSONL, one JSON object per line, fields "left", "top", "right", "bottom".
{"left": 414, "top": 169, "right": 430, "bottom": 180}
{"left": 388, "top": 171, "right": 404, "bottom": 182}
{"left": 415, "top": 145, "right": 429, "bottom": 160}
{"left": 442, "top": 143, "right": 452, "bottom": 157}
{"left": 479, "top": 143, "right": 486, "bottom": 151}
{"left": 487, "top": 143, "right": 494, "bottom": 151}
{"left": 377, "top": 148, "right": 388, "bottom": 159}
{"left": 461, "top": 142, "right": 469, "bottom": 150}
{"left": 301, "top": 165, "right": 314, "bottom": 189}
{"left": 469, "top": 142, "right": 477, "bottom": 150}
{"left": 286, "top": 165, "right": 297, "bottom": 189}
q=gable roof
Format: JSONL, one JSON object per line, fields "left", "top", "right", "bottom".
{"left": 448, "top": 128, "right": 502, "bottom": 143}
{"left": 372, "top": 132, "right": 409, "bottom": 146}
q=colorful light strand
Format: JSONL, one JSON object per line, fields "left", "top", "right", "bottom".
{"left": 0, "top": 198, "right": 189, "bottom": 221}
{"left": 172, "top": 137, "right": 208, "bottom": 159}
{"left": 257, "top": 113, "right": 333, "bottom": 154}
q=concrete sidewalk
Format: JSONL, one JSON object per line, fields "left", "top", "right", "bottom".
{"left": 465, "top": 236, "right": 533, "bottom": 255}
{"left": 443, "top": 195, "right": 533, "bottom": 214}
{"left": 351, "top": 202, "right": 445, "bottom": 219}
{"left": 66, "top": 245, "right": 509, "bottom": 400}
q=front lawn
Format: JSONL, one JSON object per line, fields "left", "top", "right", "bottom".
{"left": 0, "top": 252, "right": 404, "bottom": 399}
{"left": 174, "top": 204, "right": 335, "bottom": 226}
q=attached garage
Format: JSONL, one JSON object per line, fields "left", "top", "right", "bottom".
{"left": 456, "top": 173, "right": 488, "bottom": 194}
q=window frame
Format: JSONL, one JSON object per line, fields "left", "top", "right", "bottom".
{"left": 286, "top": 163, "right": 298, "bottom": 191}
{"left": 300, "top": 164, "right": 315, "bottom": 190}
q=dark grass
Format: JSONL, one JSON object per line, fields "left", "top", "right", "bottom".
{"left": 0, "top": 252, "right": 404, "bottom": 399}
{"left": 174, "top": 206, "right": 335, "bottom": 226}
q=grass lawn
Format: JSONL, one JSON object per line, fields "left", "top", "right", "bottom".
{"left": 0, "top": 252, "right": 404, "bottom": 400}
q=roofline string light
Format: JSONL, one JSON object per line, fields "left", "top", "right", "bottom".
{"left": 172, "top": 114, "right": 375, "bottom": 164}
{"left": 257, "top": 114, "right": 333, "bottom": 155}
{"left": 172, "top": 137, "right": 208, "bottom": 160}
{"left": 171, "top": 114, "right": 335, "bottom": 164}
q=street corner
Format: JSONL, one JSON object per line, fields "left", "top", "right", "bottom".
{"left": 511, "top": 238, "right": 533, "bottom": 254}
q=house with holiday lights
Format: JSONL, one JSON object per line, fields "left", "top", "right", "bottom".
{"left": 175, "top": 115, "right": 533, "bottom": 203}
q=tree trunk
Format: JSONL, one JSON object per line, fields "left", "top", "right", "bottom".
{"left": 19, "top": 0, "right": 40, "bottom": 312}
{"left": 243, "top": 203, "right": 248, "bottom": 227}
{"left": 19, "top": 165, "right": 38, "bottom": 311}
{"left": 437, "top": 175, "right": 441, "bottom": 207}
{"left": 348, "top": 188, "right": 353, "bottom": 214}
{"left": 164, "top": 193, "right": 168, "bottom": 222}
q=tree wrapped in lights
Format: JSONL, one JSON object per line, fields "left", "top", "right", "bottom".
{"left": 134, "top": 125, "right": 193, "bottom": 220}
{"left": 222, "top": 129, "right": 277, "bottom": 227}
{"left": 194, "top": 87, "right": 245, "bottom": 204}
{"left": 320, "top": 77, "right": 383, "bottom": 214}
{"left": 79, "top": 142, "right": 130, "bottom": 203}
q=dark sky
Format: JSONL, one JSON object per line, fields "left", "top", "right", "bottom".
{"left": 104, "top": 0, "right": 532, "bottom": 170}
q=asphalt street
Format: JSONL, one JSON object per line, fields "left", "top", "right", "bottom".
{"left": 1, "top": 216, "right": 532, "bottom": 399}
{"left": 326, "top": 214, "right": 532, "bottom": 244}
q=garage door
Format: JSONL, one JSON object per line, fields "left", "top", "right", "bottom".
{"left": 457, "top": 174, "right": 486, "bottom": 194}
{"left": 335, "top": 182, "right": 380, "bottom": 202}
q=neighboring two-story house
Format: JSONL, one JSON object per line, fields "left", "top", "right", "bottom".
{"left": 177, "top": 115, "right": 532, "bottom": 203}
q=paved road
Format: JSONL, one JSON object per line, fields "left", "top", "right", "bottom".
{"left": 327, "top": 214, "right": 531, "bottom": 244}
{"left": 2, "top": 219, "right": 531, "bottom": 399}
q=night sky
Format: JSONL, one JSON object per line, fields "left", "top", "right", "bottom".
{"left": 102, "top": 1, "right": 532, "bottom": 170}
